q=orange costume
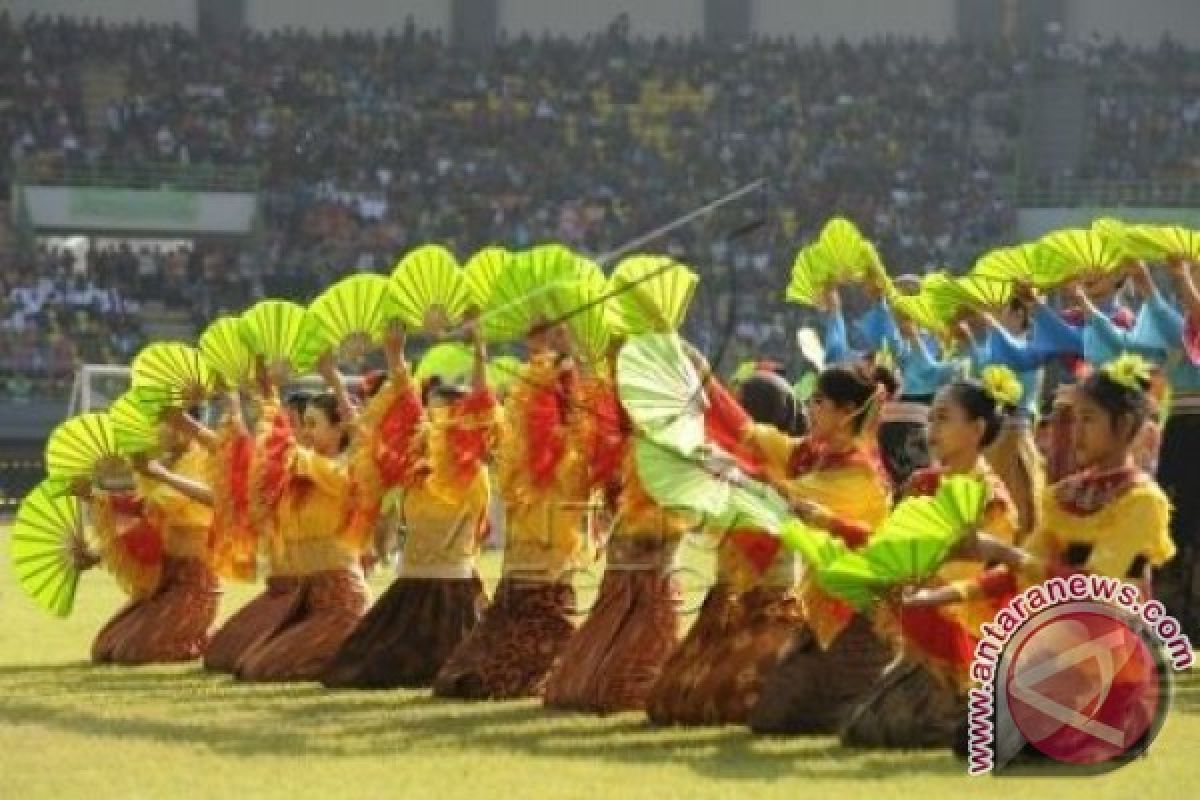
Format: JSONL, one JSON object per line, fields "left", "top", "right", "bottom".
{"left": 434, "top": 352, "right": 596, "bottom": 699}
{"left": 322, "top": 362, "right": 497, "bottom": 689}
{"left": 229, "top": 394, "right": 370, "bottom": 682}
{"left": 91, "top": 442, "right": 220, "bottom": 664}
{"left": 725, "top": 404, "right": 893, "bottom": 734}
{"left": 840, "top": 463, "right": 1018, "bottom": 748}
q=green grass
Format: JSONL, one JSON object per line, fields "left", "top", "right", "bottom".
{"left": 1, "top": 527, "right": 1197, "bottom": 800}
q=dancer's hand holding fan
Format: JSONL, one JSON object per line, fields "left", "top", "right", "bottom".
{"left": 308, "top": 272, "right": 397, "bottom": 359}
{"left": 390, "top": 245, "right": 472, "bottom": 336}
{"left": 238, "top": 299, "right": 326, "bottom": 383}
{"left": 860, "top": 475, "right": 987, "bottom": 589}
{"left": 131, "top": 342, "right": 216, "bottom": 413}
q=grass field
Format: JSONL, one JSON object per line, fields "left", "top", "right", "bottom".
{"left": 1, "top": 527, "right": 1197, "bottom": 800}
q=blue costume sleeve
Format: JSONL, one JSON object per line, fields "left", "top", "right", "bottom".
{"left": 986, "top": 321, "right": 1043, "bottom": 372}
{"left": 823, "top": 307, "right": 854, "bottom": 364}
{"left": 854, "top": 299, "right": 901, "bottom": 351}
{"left": 1028, "top": 302, "right": 1083, "bottom": 359}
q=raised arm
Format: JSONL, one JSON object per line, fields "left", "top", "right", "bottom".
{"left": 134, "top": 457, "right": 214, "bottom": 506}
{"left": 317, "top": 351, "right": 357, "bottom": 427}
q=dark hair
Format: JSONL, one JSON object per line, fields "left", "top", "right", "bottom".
{"left": 307, "top": 391, "right": 349, "bottom": 451}
{"left": 430, "top": 384, "right": 468, "bottom": 404}
{"left": 420, "top": 375, "right": 444, "bottom": 406}
{"left": 738, "top": 372, "right": 806, "bottom": 436}
{"left": 1006, "top": 296, "right": 1031, "bottom": 331}
{"left": 940, "top": 380, "right": 1004, "bottom": 449}
{"left": 285, "top": 390, "right": 312, "bottom": 416}
{"left": 1078, "top": 369, "right": 1150, "bottom": 437}
{"left": 816, "top": 362, "right": 896, "bottom": 433}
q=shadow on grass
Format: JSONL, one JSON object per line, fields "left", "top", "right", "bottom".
{"left": 0, "top": 661, "right": 967, "bottom": 780}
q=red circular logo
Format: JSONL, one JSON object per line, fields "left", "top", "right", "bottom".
{"left": 1004, "top": 608, "right": 1163, "bottom": 765}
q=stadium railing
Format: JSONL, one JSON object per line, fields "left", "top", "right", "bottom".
{"left": 1016, "top": 178, "right": 1200, "bottom": 208}
{"left": 14, "top": 160, "right": 261, "bottom": 192}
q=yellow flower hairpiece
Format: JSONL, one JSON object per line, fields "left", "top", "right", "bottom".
{"left": 980, "top": 365, "right": 1022, "bottom": 408}
{"left": 1101, "top": 353, "right": 1153, "bottom": 391}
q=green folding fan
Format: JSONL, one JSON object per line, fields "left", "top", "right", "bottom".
{"left": 817, "top": 217, "right": 878, "bottom": 281}
{"left": 481, "top": 244, "right": 582, "bottom": 341}
{"left": 616, "top": 333, "right": 706, "bottom": 452}
{"left": 44, "top": 412, "right": 124, "bottom": 486}
{"left": 1123, "top": 224, "right": 1200, "bottom": 263}
{"left": 308, "top": 272, "right": 395, "bottom": 357}
{"left": 108, "top": 390, "right": 160, "bottom": 457}
{"left": 540, "top": 257, "right": 611, "bottom": 364}
{"left": 11, "top": 480, "right": 85, "bottom": 617}
{"left": 971, "top": 244, "right": 1040, "bottom": 287}
{"left": 606, "top": 255, "right": 699, "bottom": 336}
{"left": 921, "top": 271, "right": 966, "bottom": 323}
{"left": 861, "top": 475, "right": 986, "bottom": 584}
{"left": 131, "top": 342, "right": 216, "bottom": 410}
{"left": 893, "top": 293, "right": 949, "bottom": 335}
{"left": 1091, "top": 217, "right": 1139, "bottom": 261}
{"left": 463, "top": 247, "right": 511, "bottom": 309}
{"left": 390, "top": 245, "right": 472, "bottom": 335}
{"left": 239, "top": 299, "right": 326, "bottom": 377}
{"left": 779, "top": 519, "right": 850, "bottom": 573}
{"left": 414, "top": 342, "right": 474, "bottom": 385}
{"left": 711, "top": 480, "right": 792, "bottom": 534}
{"left": 784, "top": 245, "right": 837, "bottom": 307}
{"left": 1039, "top": 228, "right": 1123, "bottom": 279}
{"left": 816, "top": 551, "right": 891, "bottom": 611}
{"left": 633, "top": 437, "right": 735, "bottom": 520}
{"left": 199, "top": 316, "right": 254, "bottom": 387}
{"left": 953, "top": 274, "right": 1013, "bottom": 313}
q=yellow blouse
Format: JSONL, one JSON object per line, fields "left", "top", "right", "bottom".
{"left": 399, "top": 470, "right": 490, "bottom": 578}
{"left": 742, "top": 423, "right": 891, "bottom": 647}
{"left": 270, "top": 447, "right": 361, "bottom": 576}
{"left": 495, "top": 354, "right": 594, "bottom": 583}
{"left": 1020, "top": 480, "right": 1175, "bottom": 586}
{"left": 137, "top": 442, "right": 215, "bottom": 561}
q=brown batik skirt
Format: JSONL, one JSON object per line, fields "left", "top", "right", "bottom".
{"left": 840, "top": 655, "right": 966, "bottom": 749}
{"left": 320, "top": 573, "right": 489, "bottom": 689}
{"left": 92, "top": 556, "right": 220, "bottom": 665}
{"left": 748, "top": 613, "right": 894, "bottom": 735}
{"left": 647, "top": 585, "right": 804, "bottom": 726}
{"left": 203, "top": 575, "right": 305, "bottom": 674}
{"left": 432, "top": 578, "right": 576, "bottom": 700}
{"left": 234, "top": 568, "right": 369, "bottom": 682}
{"left": 542, "top": 559, "right": 681, "bottom": 714}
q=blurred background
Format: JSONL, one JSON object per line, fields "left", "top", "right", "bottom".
{"left": 0, "top": 0, "right": 1197, "bottom": 501}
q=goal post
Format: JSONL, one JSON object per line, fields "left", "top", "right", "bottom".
{"left": 67, "top": 364, "right": 132, "bottom": 416}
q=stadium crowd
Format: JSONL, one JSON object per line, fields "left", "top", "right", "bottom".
{"left": 1, "top": 13, "right": 1196, "bottom": 393}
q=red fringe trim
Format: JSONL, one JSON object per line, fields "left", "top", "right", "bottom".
{"left": 376, "top": 385, "right": 424, "bottom": 487}
{"left": 586, "top": 382, "right": 629, "bottom": 489}
{"left": 897, "top": 605, "right": 977, "bottom": 670}
{"left": 447, "top": 387, "right": 496, "bottom": 480}
{"left": 118, "top": 520, "right": 164, "bottom": 566}
{"left": 729, "top": 528, "right": 782, "bottom": 574}
{"left": 258, "top": 408, "right": 293, "bottom": 512}
{"left": 526, "top": 385, "right": 568, "bottom": 487}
